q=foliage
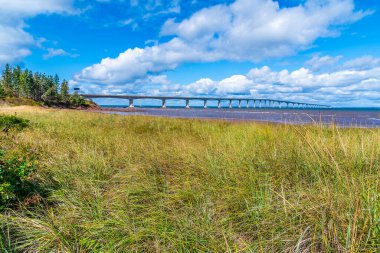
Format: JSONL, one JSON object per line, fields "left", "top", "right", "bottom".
{"left": 0, "top": 115, "right": 35, "bottom": 210}
{"left": 0, "top": 106, "right": 379, "bottom": 252}
{"left": 0, "top": 115, "right": 29, "bottom": 133}
{"left": 69, "top": 93, "right": 87, "bottom": 107}
{"left": 0, "top": 64, "right": 88, "bottom": 107}
{"left": 0, "top": 149, "right": 36, "bottom": 209}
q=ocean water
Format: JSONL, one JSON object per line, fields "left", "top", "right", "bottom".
{"left": 99, "top": 105, "right": 380, "bottom": 128}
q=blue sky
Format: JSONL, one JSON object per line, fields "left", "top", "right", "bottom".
{"left": 1, "top": 0, "right": 380, "bottom": 106}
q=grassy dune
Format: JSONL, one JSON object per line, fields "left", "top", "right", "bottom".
{"left": 0, "top": 106, "right": 379, "bottom": 252}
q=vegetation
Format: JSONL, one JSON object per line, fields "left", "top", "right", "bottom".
{"left": 0, "top": 115, "right": 29, "bottom": 133}
{"left": 0, "top": 115, "right": 37, "bottom": 210}
{"left": 0, "top": 106, "right": 378, "bottom": 252}
{"left": 0, "top": 64, "right": 90, "bottom": 107}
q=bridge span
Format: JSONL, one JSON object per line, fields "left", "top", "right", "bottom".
{"left": 81, "top": 94, "right": 330, "bottom": 109}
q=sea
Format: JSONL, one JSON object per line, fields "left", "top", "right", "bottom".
{"left": 98, "top": 105, "right": 380, "bottom": 128}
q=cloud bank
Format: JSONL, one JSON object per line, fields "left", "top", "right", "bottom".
{"left": 73, "top": 0, "right": 369, "bottom": 85}
{"left": 72, "top": 55, "right": 380, "bottom": 106}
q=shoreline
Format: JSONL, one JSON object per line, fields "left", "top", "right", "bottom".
{"left": 93, "top": 106, "right": 380, "bottom": 128}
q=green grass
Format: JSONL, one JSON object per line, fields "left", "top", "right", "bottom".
{"left": 0, "top": 106, "right": 379, "bottom": 252}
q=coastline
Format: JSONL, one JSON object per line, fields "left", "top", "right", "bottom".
{"left": 94, "top": 106, "right": 380, "bottom": 128}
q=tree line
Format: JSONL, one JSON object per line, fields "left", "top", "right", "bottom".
{"left": 0, "top": 64, "right": 87, "bottom": 107}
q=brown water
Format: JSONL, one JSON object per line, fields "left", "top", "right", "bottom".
{"left": 98, "top": 107, "right": 380, "bottom": 128}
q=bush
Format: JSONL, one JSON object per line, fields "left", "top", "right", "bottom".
{"left": 0, "top": 149, "right": 36, "bottom": 209}
{"left": 69, "top": 94, "right": 87, "bottom": 107}
{"left": 0, "top": 115, "right": 29, "bottom": 133}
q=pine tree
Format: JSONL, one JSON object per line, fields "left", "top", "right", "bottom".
{"left": 1, "top": 64, "right": 13, "bottom": 96}
{"left": 33, "top": 73, "right": 42, "bottom": 101}
{"left": 41, "top": 85, "right": 58, "bottom": 103}
{"left": 0, "top": 64, "right": 86, "bottom": 107}
{"left": 60, "top": 80, "right": 69, "bottom": 103}
{"left": 27, "top": 71, "right": 35, "bottom": 99}
{"left": 12, "top": 66, "right": 21, "bottom": 97}
{"left": 19, "top": 69, "right": 29, "bottom": 98}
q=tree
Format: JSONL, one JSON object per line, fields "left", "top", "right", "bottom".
{"left": 12, "top": 66, "right": 21, "bottom": 97}
{"left": 41, "top": 85, "right": 58, "bottom": 103}
{"left": 19, "top": 69, "right": 29, "bottom": 98}
{"left": 1, "top": 64, "right": 13, "bottom": 96}
{"left": 60, "top": 80, "right": 69, "bottom": 103}
{"left": 69, "top": 93, "right": 86, "bottom": 107}
{"left": 0, "top": 64, "right": 88, "bottom": 108}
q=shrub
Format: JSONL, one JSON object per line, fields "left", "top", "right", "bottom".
{"left": 0, "top": 115, "right": 29, "bottom": 133}
{"left": 0, "top": 149, "right": 36, "bottom": 209}
{"left": 69, "top": 94, "right": 87, "bottom": 107}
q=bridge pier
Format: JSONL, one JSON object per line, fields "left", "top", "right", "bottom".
{"left": 81, "top": 94, "right": 329, "bottom": 110}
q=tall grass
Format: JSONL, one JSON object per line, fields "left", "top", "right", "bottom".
{"left": 0, "top": 106, "right": 379, "bottom": 252}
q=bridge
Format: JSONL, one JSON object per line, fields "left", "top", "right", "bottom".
{"left": 81, "top": 94, "right": 330, "bottom": 109}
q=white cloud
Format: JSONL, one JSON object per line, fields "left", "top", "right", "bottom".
{"left": 73, "top": 38, "right": 219, "bottom": 84}
{"left": 43, "top": 48, "right": 79, "bottom": 59}
{"left": 69, "top": 74, "right": 171, "bottom": 95}
{"left": 0, "top": 0, "right": 75, "bottom": 18}
{"left": 305, "top": 55, "right": 342, "bottom": 71}
{"left": 342, "top": 55, "right": 380, "bottom": 70}
{"left": 76, "top": 55, "right": 380, "bottom": 106}
{"left": 0, "top": 0, "right": 75, "bottom": 65}
{"left": 0, "top": 25, "right": 34, "bottom": 63}
{"left": 75, "top": 0, "right": 370, "bottom": 85}
{"left": 175, "top": 56, "right": 380, "bottom": 106}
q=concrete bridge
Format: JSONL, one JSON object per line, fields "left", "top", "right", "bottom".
{"left": 82, "top": 94, "right": 330, "bottom": 109}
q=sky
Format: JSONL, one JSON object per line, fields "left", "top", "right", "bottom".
{"left": 0, "top": 0, "right": 379, "bottom": 107}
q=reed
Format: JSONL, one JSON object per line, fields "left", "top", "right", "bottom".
{"left": 0, "top": 106, "right": 379, "bottom": 252}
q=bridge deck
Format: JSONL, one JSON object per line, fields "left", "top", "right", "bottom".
{"left": 81, "top": 94, "right": 329, "bottom": 108}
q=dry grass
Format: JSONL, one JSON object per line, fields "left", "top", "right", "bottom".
{"left": 0, "top": 106, "right": 379, "bottom": 252}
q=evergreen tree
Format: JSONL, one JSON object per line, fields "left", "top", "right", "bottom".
{"left": 54, "top": 74, "right": 60, "bottom": 88}
{"left": 27, "top": 71, "right": 35, "bottom": 99}
{"left": 19, "top": 69, "right": 29, "bottom": 98}
{"left": 60, "top": 80, "right": 69, "bottom": 103}
{"left": 41, "top": 85, "right": 58, "bottom": 103}
{"left": 0, "top": 64, "right": 87, "bottom": 107}
{"left": 12, "top": 66, "right": 21, "bottom": 97}
{"left": 1, "top": 64, "right": 13, "bottom": 96}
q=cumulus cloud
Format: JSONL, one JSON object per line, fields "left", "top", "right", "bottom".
{"left": 74, "top": 0, "right": 370, "bottom": 85}
{"left": 70, "top": 74, "right": 171, "bottom": 95}
{"left": 73, "top": 38, "right": 219, "bottom": 84}
{"left": 0, "top": 25, "right": 34, "bottom": 63}
{"left": 176, "top": 56, "right": 380, "bottom": 106}
{"left": 0, "top": 0, "right": 75, "bottom": 64}
{"left": 77, "top": 55, "right": 380, "bottom": 106}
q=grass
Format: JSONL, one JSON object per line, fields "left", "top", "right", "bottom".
{"left": 0, "top": 106, "right": 379, "bottom": 252}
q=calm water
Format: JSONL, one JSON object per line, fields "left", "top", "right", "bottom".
{"left": 99, "top": 106, "right": 380, "bottom": 128}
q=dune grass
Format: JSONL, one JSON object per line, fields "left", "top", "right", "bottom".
{"left": 0, "top": 106, "right": 379, "bottom": 252}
